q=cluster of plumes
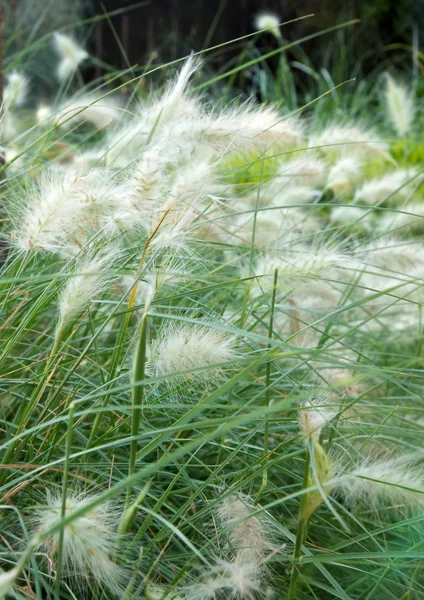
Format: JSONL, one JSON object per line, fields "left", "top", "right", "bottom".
{"left": 8, "top": 54, "right": 306, "bottom": 342}
{"left": 1, "top": 33, "right": 89, "bottom": 154}
{"left": 8, "top": 55, "right": 421, "bottom": 353}
{"left": 4, "top": 38, "right": 424, "bottom": 600}
{"left": 11, "top": 55, "right": 304, "bottom": 257}
{"left": 183, "top": 495, "right": 277, "bottom": 599}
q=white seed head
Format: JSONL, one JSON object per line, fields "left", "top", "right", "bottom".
{"left": 184, "top": 560, "right": 262, "bottom": 600}
{"left": 354, "top": 169, "right": 419, "bottom": 205}
{"left": 253, "top": 243, "right": 355, "bottom": 296}
{"left": 204, "top": 105, "right": 303, "bottom": 153}
{"left": 4, "top": 71, "right": 28, "bottom": 108}
{"left": 158, "top": 55, "right": 200, "bottom": 122}
{"left": 327, "top": 156, "right": 361, "bottom": 193}
{"left": 276, "top": 157, "right": 327, "bottom": 188}
{"left": 36, "top": 104, "right": 52, "bottom": 124}
{"left": 385, "top": 73, "right": 414, "bottom": 137}
{"left": 299, "top": 397, "right": 337, "bottom": 442}
{"left": 56, "top": 251, "right": 117, "bottom": 339}
{"left": 55, "top": 94, "right": 121, "bottom": 129}
{"left": 330, "top": 206, "right": 371, "bottom": 228}
{"left": 271, "top": 184, "right": 321, "bottom": 207}
{"left": 148, "top": 323, "right": 235, "bottom": 383}
{"left": 358, "top": 238, "right": 424, "bottom": 274}
{"left": 337, "top": 456, "right": 424, "bottom": 509}
{"left": 53, "top": 32, "right": 88, "bottom": 80}
{"left": 310, "top": 125, "right": 388, "bottom": 158}
{"left": 12, "top": 169, "right": 119, "bottom": 255}
{"left": 34, "top": 490, "right": 124, "bottom": 596}
{"left": 254, "top": 12, "right": 281, "bottom": 39}
{"left": 377, "top": 202, "right": 424, "bottom": 233}
{"left": 217, "top": 495, "right": 274, "bottom": 563}
{"left": 0, "top": 567, "right": 19, "bottom": 597}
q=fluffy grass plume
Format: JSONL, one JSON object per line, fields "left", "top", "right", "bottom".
{"left": 34, "top": 490, "right": 125, "bottom": 596}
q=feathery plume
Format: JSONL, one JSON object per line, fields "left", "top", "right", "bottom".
{"left": 254, "top": 12, "right": 282, "bottom": 39}
{"left": 358, "top": 238, "right": 424, "bottom": 274}
{"left": 354, "top": 169, "right": 419, "bottom": 205}
{"left": 253, "top": 243, "right": 355, "bottom": 295}
{"left": 53, "top": 32, "right": 88, "bottom": 80}
{"left": 109, "top": 149, "right": 168, "bottom": 233}
{"left": 310, "top": 125, "right": 388, "bottom": 158}
{"left": 217, "top": 495, "right": 274, "bottom": 563}
{"left": 148, "top": 323, "right": 235, "bottom": 383}
{"left": 54, "top": 94, "right": 121, "bottom": 129}
{"left": 385, "top": 73, "right": 414, "bottom": 137}
{"left": 336, "top": 455, "right": 424, "bottom": 509}
{"left": 4, "top": 71, "right": 28, "bottom": 108}
{"left": 330, "top": 206, "right": 371, "bottom": 228}
{"left": 56, "top": 251, "right": 117, "bottom": 341}
{"left": 12, "top": 169, "right": 119, "bottom": 254}
{"left": 200, "top": 105, "right": 303, "bottom": 153}
{"left": 0, "top": 568, "right": 19, "bottom": 597}
{"left": 277, "top": 157, "right": 327, "bottom": 188}
{"left": 36, "top": 104, "right": 51, "bottom": 124}
{"left": 299, "top": 397, "right": 337, "bottom": 443}
{"left": 377, "top": 202, "right": 424, "bottom": 233}
{"left": 101, "top": 57, "right": 200, "bottom": 168}
{"left": 299, "top": 398, "right": 337, "bottom": 518}
{"left": 327, "top": 157, "right": 361, "bottom": 193}
{"left": 272, "top": 184, "right": 321, "bottom": 207}
{"left": 183, "top": 560, "right": 262, "bottom": 600}
{"left": 156, "top": 55, "right": 200, "bottom": 122}
{"left": 34, "top": 490, "right": 124, "bottom": 596}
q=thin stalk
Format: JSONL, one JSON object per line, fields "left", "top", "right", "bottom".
{"left": 55, "top": 403, "right": 75, "bottom": 598}
{"left": 256, "top": 268, "right": 278, "bottom": 503}
{"left": 249, "top": 158, "right": 265, "bottom": 275}
{"left": 46, "top": 331, "right": 64, "bottom": 372}
{"left": 122, "top": 546, "right": 145, "bottom": 600}
{"left": 87, "top": 314, "right": 129, "bottom": 448}
{"left": 87, "top": 209, "right": 170, "bottom": 448}
{"left": 217, "top": 390, "right": 232, "bottom": 467}
{"left": 125, "top": 313, "right": 148, "bottom": 511}
{"left": 286, "top": 448, "right": 311, "bottom": 600}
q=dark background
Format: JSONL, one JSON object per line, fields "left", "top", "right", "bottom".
{"left": 86, "top": 0, "right": 422, "bottom": 74}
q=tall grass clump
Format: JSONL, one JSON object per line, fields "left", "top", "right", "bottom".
{"left": 1, "top": 8, "right": 424, "bottom": 600}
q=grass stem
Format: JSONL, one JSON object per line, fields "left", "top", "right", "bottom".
{"left": 256, "top": 267, "right": 278, "bottom": 503}
{"left": 55, "top": 402, "right": 75, "bottom": 598}
{"left": 286, "top": 448, "right": 311, "bottom": 600}
{"left": 125, "top": 312, "right": 148, "bottom": 511}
